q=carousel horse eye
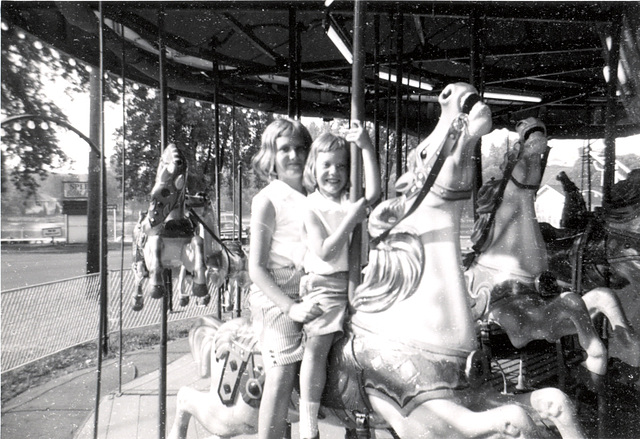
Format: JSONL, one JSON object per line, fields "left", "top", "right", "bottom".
{"left": 441, "top": 86, "right": 452, "bottom": 100}
{"left": 160, "top": 188, "right": 171, "bottom": 197}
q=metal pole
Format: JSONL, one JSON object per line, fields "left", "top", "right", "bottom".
{"left": 394, "top": 9, "right": 404, "bottom": 182}
{"left": 93, "top": 3, "right": 107, "bottom": 438}
{"left": 603, "top": 13, "right": 621, "bottom": 207}
{"left": 157, "top": 6, "right": 168, "bottom": 438}
{"left": 373, "top": 14, "right": 380, "bottom": 161}
{"left": 348, "top": 0, "right": 366, "bottom": 298}
{"left": 470, "top": 8, "right": 484, "bottom": 220}
{"left": 288, "top": 6, "right": 297, "bottom": 118}
{"left": 118, "top": 23, "right": 127, "bottom": 394}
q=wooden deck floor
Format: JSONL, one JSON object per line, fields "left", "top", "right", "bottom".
{"left": 73, "top": 353, "right": 367, "bottom": 439}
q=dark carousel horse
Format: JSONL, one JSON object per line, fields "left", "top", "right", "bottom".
{"left": 541, "top": 169, "right": 640, "bottom": 368}
{"left": 131, "top": 144, "right": 209, "bottom": 311}
{"left": 169, "top": 83, "right": 586, "bottom": 439}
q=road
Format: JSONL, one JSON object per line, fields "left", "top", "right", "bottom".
{"left": 1, "top": 246, "right": 133, "bottom": 291}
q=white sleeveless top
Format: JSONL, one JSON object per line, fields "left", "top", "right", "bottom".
{"left": 303, "top": 191, "right": 350, "bottom": 275}
{"left": 253, "top": 179, "right": 307, "bottom": 269}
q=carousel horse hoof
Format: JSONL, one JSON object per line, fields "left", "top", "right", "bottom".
{"left": 198, "top": 294, "right": 211, "bottom": 307}
{"left": 131, "top": 294, "right": 144, "bottom": 312}
{"left": 150, "top": 284, "right": 165, "bottom": 299}
{"left": 179, "top": 295, "right": 190, "bottom": 307}
{"left": 192, "top": 283, "right": 208, "bottom": 297}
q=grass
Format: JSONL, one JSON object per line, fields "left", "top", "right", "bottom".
{"left": 1, "top": 320, "right": 193, "bottom": 404}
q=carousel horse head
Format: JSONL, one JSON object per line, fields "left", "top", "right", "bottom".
{"left": 147, "top": 143, "right": 188, "bottom": 227}
{"left": 355, "top": 82, "right": 492, "bottom": 312}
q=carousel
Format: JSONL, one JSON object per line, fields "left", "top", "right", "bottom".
{"left": 2, "top": 1, "right": 639, "bottom": 438}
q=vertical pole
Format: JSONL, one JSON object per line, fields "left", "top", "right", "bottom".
{"left": 288, "top": 6, "right": 297, "bottom": 118}
{"left": 384, "top": 20, "right": 392, "bottom": 200}
{"left": 470, "top": 8, "right": 484, "bottom": 220}
{"left": 236, "top": 162, "right": 243, "bottom": 318}
{"left": 394, "top": 9, "right": 404, "bottom": 183}
{"left": 157, "top": 6, "right": 168, "bottom": 439}
{"left": 211, "top": 54, "right": 223, "bottom": 320}
{"left": 118, "top": 22, "right": 127, "bottom": 394}
{"left": 348, "top": 0, "right": 366, "bottom": 298}
{"left": 599, "top": 10, "right": 621, "bottom": 439}
{"left": 373, "top": 14, "right": 380, "bottom": 161}
{"left": 603, "top": 15, "right": 621, "bottom": 207}
{"left": 296, "top": 21, "right": 302, "bottom": 120}
{"left": 93, "top": 3, "right": 107, "bottom": 438}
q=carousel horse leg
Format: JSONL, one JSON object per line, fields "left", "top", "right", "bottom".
{"left": 131, "top": 260, "right": 147, "bottom": 311}
{"left": 177, "top": 265, "right": 191, "bottom": 307}
{"left": 190, "top": 235, "right": 209, "bottom": 299}
{"left": 145, "top": 236, "right": 166, "bottom": 299}
{"left": 369, "top": 394, "right": 541, "bottom": 438}
{"left": 552, "top": 292, "right": 608, "bottom": 376}
{"left": 582, "top": 287, "right": 640, "bottom": 367}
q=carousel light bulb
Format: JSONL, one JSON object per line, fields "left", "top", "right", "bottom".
{"left": 40, "top": 122, "right": 49, "bottom": 130}
{"left": 13, "top": 122, "right": 21, "bottom": 131}
{"left": 133, "top": 83, "right": 139, "bottom": 90}
{"left": 27, "top": 120, "right": 36, "bottom": 129}
{"left": 179, "top": 98, "right": 185, "bottom": 103}
{"left": 33, "top": 40, "right": 43, "bottom": 50}
{"left": 117, "top": 77, "right": 123, "bottom": 85}
{"left": 195, "top": 101, "right": 201, "bottom": 108}
{"left": 0, "top": 128, "right": 6, "bottom": 137}
{"left": 211, "top": 104, "right": 215, "bottom": 109}
{"left": 42, "top": 104, "right": 50, "bottom": 112}
{"left": 1, "top": 21, "right": 9, "bottom": 32}
{"left": 85, "top": 65, "right": 92, "bottom": 73}
{"left": 69, "top": 58, "right": 76, "bottom": 66}
{"left": 17, "top": 31, "right": 25, "bottom": 39}
{"left": 50, "top": 48, "right": 60, "bottom": 59}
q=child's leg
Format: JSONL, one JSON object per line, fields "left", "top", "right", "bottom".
{"left": 259, "top": 362, "right": 299, "bottom": 439}
{"left": 299, "top": 333, "right": 334, "bottom": 438}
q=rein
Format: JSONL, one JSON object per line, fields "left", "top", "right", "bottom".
{"left": 188, "top": 207, "right": 235, "bottom": 260}
{"left": 370, "top": 115, "right": 465, "bottom": 247}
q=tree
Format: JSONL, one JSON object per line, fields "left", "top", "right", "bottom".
{"left": 1, "top": 23, "right": 119, "bottom": 196}
{"left": 111, "top": 84, "right": 272, "bottom": 205}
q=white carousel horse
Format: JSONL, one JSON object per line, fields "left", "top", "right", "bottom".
{"left": 464, "top": 119, "right": 640, "bottom": 377}
{"left": 131, "top": 144, "right": 209, "bottom": 311}
{"left": 178, "top": 195, "right": 250, "bottom": 311}
{"left": 169, "top": 83, "right": 585, "bottom": 439}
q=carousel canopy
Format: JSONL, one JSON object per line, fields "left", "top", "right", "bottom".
{"left": 2, "top": 1, "right": 640, "bottom": 139}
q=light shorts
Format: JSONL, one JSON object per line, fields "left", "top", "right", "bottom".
{"left": 249, "top": 267, "right": 305, "bottom": 369}
{"left": 300, "top": 272, "right": 349, "bottom": 338}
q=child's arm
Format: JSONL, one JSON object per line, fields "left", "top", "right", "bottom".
{"left": 345, "top": 120, "right": 381, "bottom": 205}
{"left": 249, "top": 194, "right": 321, "bottom": 322}
{"left": 304, "top": 198, "right": 367, "bottom": 262}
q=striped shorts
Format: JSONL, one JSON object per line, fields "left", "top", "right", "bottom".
{"left": 249, "top": 267, "right": 305, "bottom": 369}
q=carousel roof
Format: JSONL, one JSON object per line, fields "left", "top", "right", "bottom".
{"left": 2, "top": 1, "right": 640, "bottom": 139}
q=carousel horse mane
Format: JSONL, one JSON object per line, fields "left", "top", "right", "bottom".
{"left": 605, "top": 168, "right": 640, "bottom": 223}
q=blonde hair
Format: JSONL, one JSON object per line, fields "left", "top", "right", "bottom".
{"left": 251, "top": 118, "right": 313, "bottom": 183}
{"left": 303, "top": 132, "right": 350, "bottom": 193}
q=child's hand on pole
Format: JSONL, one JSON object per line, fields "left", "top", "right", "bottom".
{"left": 345, "top": 120, "right": 373, "bottom": 152}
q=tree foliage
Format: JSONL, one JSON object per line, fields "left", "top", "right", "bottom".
{"left": 111, "top": 85, "right": 273, "bottom": 203}
{"left": 1, "top": 24, "right": 118, "bottom": 196}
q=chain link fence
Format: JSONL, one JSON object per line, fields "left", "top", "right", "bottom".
{"left": 1, "top": 269, "right": 223, "bottom": 372}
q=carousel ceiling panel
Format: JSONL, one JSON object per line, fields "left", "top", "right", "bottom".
{"left": 2, "top": 1, "right": 639, "bottom": 140}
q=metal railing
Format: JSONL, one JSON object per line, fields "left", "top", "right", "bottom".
{"left": 1, "top": 269, "right": 221, "bottom": 372}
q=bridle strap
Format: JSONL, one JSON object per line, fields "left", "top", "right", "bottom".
{"left": 510, "top": 174, "right": 540, "bottom": 191}
{"left": 370, "top": 120, "right": 463, "bottom": 247}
